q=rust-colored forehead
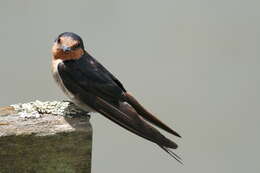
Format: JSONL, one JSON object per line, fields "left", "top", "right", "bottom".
{"left": 59, "top": 36, "right": 79, "bottom": 47}
{"left": 52, "top": 43, "right": 84, "bottom": 61}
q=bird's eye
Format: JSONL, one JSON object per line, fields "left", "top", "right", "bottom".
{"left": 57, "top": 38, "right": 61, "bottom": 44}
{"left": 72, "top": 43, "right": 80, "bottom": 49}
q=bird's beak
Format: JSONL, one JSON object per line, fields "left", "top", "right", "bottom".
{"left": 61, "top": 46, "right": 71, "bottom": 52}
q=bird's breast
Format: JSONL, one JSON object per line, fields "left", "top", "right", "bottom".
{"left": 51, "top": 58, "right": 95, "bottom": 113}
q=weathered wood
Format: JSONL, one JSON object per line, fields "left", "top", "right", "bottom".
{"left": 0, "top": 101, "right": 92, "bottom": 173}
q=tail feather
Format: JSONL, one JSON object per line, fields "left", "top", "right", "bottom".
{"left": 160, "top": 146, "right": 183, "bottom": 164}
{"left": 124, "top": 92, "right": 181, "bottom": 137}
{"left": 94, "top": 96, "right": 182, "bottom": 162}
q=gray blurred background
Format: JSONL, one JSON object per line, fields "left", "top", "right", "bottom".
{"left": 0, "top": 0, "right": 259, "bottom": 172}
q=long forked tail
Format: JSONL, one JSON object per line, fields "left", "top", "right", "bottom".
{"left": 124, "top": 92, "right": 181, "bottom": 137}
{"left": 93, "top": 96, "right": 182, "bottom": 163}
{"left": 160, "top": 146, "right": 183, "bottom": 164}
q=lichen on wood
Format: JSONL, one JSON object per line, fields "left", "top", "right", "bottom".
{"left": 0, "top": 100, "right": 92, "bottom": 173}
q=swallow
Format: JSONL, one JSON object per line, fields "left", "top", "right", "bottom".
{"left": 51, "top": 32, "right": 182, "bottom": 163}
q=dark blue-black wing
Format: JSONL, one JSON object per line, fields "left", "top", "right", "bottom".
{"left": 58, "top": 52, "right": 181, "bottom": 137}
{"left": 58, "top": 53, "right": 125, "bottom": 106}
{"left": 56, "top": 55, "right": 182, "bottom": 163}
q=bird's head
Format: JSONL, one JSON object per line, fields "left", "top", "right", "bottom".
{"left": 52, "top": 32, "right": 85, "bottom": 60}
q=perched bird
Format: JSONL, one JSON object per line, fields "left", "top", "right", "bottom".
{"left": 51, "top": 32, "right": 182, "bottom": 163}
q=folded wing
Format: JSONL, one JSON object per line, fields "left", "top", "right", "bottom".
{"left": 57, "top": 55, "right": 182, "bottom": 162}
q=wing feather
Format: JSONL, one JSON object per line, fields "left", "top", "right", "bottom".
{"left": 57, "top": 57, "right": 182, "bottom": 161}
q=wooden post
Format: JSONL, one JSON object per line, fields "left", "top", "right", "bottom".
{"left": 0, "top": 101, "right": 92, "bottom": 173}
